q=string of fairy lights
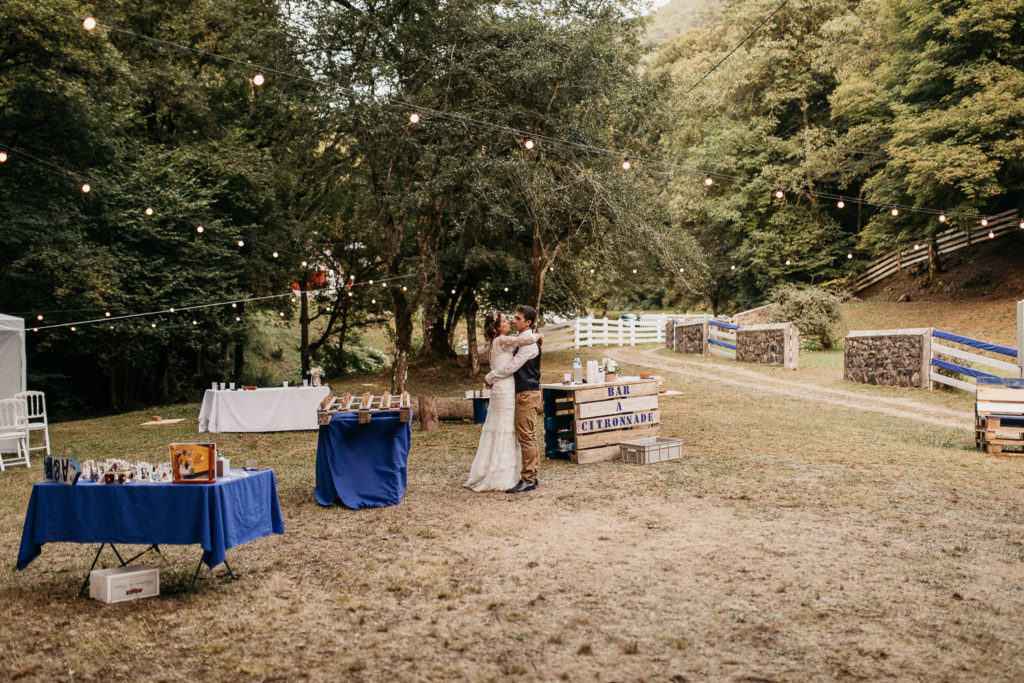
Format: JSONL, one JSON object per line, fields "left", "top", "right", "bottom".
{"left": 3, "top": 10, "right": 1023, "bottom": 332}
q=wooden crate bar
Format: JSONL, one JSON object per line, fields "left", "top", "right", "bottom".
{"left": 575, "top": 394, "right": 659, "bottom": 420}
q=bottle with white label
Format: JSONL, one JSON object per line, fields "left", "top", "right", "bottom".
{"left": 573, "top": 354, "right": 582, "bottom": 384}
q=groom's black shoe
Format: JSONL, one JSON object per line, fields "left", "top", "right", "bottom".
{"left": 506, "top": 479, "right": 538, "bottom": 494}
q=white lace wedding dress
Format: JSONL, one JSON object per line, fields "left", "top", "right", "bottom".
{"left": 464, "top": 337, "right": 523, "bottom": 492}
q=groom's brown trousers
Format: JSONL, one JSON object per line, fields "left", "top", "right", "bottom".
{"left": 514, "top": 390, "right": 542, "bottom": 483}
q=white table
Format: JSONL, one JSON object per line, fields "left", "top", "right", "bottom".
{"left": 198, "top": 386, "right": 331, "bottom": 433}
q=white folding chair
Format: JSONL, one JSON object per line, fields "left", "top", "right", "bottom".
{"left": 15, "top": 390, "right": 50, "bottom": 455}
{"left": 0, "top": 398, "right": 31, "bottom": 471}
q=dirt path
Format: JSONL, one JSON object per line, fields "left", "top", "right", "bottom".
{"left": 608, "top": 346, "right": 974, "bottom": 432}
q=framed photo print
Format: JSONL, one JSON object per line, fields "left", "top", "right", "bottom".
{"left": 170, "top": 443, "right": 217, "bottom": 483}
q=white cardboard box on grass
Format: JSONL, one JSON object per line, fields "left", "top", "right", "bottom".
{"left": 89, "top": 565, "right": 160, "bottom": 604}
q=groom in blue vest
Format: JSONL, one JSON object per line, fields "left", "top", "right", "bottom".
{"left": 484, "top": 305, "right": 542, "bottom": 493}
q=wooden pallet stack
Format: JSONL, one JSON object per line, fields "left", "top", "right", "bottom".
{"left": 318, "top": 391, "right": 412, "bottom": 425}
{"left": 975, "top": 379, "right": 1024, "bottom": 454}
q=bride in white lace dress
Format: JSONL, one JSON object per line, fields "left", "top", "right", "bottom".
{"left": 464, "top": 312, "right": 540, "bottom": 492}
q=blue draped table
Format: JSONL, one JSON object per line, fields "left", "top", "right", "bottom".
{"left": 17, "top": 469, "right": 284, "bottom": 572}
{"left": 315, "top": 411, "right": 411, "bottom": 508}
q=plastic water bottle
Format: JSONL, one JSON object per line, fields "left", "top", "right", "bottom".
{"left": 573, "top": 354, "right": 582, "bottom": 384}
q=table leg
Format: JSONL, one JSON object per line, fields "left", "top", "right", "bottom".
{"left": 190, "top": 556, "right": 239, "bottom": 590}
{"left": 77, "top": 543, "right": 127, "bottom": 597}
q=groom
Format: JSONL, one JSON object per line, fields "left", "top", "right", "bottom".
{"left": 484, "top": 305, "right": 542, "bottom": 493}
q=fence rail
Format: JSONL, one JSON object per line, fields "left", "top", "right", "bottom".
{"left": 930, "top": 328, "right": 1022, "bottom": 392}
{"left": 708, "top": 319, "right": 738, "bottom": 358}
{"left": 538, "top": 313, "right": 713, "bottom": 351}
{"left": 853, "top": 209, "right": 1020, "bottom": 293}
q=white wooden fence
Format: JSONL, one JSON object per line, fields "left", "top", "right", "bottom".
{"left": 538, "top": 313, "right": 712, "bottom": 351}
{"left": 930, "top": 326, "right": 1023, "bottom": 392}
{"left": 852, "top": 209, "right": 1020, "bottom": 293}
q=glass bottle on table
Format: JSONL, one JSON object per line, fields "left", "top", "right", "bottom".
{"left": 573, "top": 354, "right": 582, "bottom": 384}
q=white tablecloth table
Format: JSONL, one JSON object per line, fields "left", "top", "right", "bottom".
{"left": 198, "top": 386, "right": 331, "bottom": 433}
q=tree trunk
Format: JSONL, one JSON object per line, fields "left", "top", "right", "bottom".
{"left": 390, "top": 286, "right": 413, "bottom": 393}
{"left": 420, "top": 285, "right": 449, "bottom": 360}
{"left": 337, "top": 303, "right": 349, "bottom": 376}
{"left": 300, "top": 284, "right": 310, "bottom": 376}
{"left": 465, "top": 291, "right": 479, "bottom": 377}
{"left": 527, "top": 247, "right": 548, "bottom": 312}
{"left": 927, "top": 234, "right": 940, "bottom": 285}
{"left": 418, "top": 396, "right": 439, "bottom": 432}
{"left": 156, "top": 347, "right": 170, "bottom": 402}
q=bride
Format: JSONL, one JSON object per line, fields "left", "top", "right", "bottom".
{"left": 464, "top": 311, "right": 540, "bottom": 492}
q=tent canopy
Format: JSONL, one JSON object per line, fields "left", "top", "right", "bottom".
{"left": 0, "top": 313, "right": 27, "bottom": 399}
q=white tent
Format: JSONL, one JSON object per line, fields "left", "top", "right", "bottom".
{"left": 0, "top": 313, "right": 27, "bottom": 399}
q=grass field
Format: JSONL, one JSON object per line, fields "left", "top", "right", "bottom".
{"left": 4, "top": 342, "right": 1024, "bottom": 680}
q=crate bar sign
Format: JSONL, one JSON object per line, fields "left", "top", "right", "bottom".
{"left": 575, "top": 394, "right": 659, "bottom": 420}
{"left": 576, "top": 409, "right": 659, "bottom": 435}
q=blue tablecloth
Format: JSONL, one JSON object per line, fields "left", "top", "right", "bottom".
{"left": 17, "top": 469, "right": 284, "bottom": 571}
{"left": 315, "top": 411, "right": 411, "bottom": 509}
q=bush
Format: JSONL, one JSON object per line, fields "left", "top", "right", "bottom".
{"left": 772, "top": 284, "right": 845, "bottom": 350}
{"left": 312, "top": 340, "right": 391, "bottom": 378}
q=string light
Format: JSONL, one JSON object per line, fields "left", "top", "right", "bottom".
{"left": 704, "top": 176, "right": 714, "bottom": 186}
{"left": 301, "top": 261, "right": 307, "bottom": 267}
{"left": 82, "top": 17, "right": 96, "bottom": 31}
{"left": 192, "top": 320, "right": 198, "bottom": 325}
{"left": 524, "top": 139, "right": 535, "bottom": 150}
{"left": 347, "top": 291, "right": 353, "bottom": 297}
{"left": 253, "top": 72, "right": 265, "bottom": 86}
{"left": 402, "top": 286, "right": 407, "bottom": 291}
{"left": 168, "top": 307, "right": 174, "bottom": 312}
{"left": 231, "top": 303, "right": 237, "bottom": 308}
{"left": 450, "top": 289, "right": 456, "bottom": 294}
{"left": 81, "top": 183, "right": 91, "bottom": 193}
{"left": 371, "top": 298, "right": 376, "bottom": 304}
{"left": 37, "top": 314, "right": 43, "bottom": 321}
{"left": 237, "top": 240, "right": 244, "bottom": 247}
{"left": 196, "top": 225, "right": 204, "bottom": 233}
{"left": 279, "top": 311, "right": 284, "bottom": 316}
{"left": 503, "top": 287, "right": 509, "bottom": 292}
{"left": 891, "top": 208, "right": 899, "bottom": 216}
{"left": 150, "top": 323, "right": 156, "bottom": 328}
{"left": 235, "top": 316, "right": 241, "bottom": 321}
{"left": 589, "top": 268, "right": 595, "bottom": 274}
{"left": 774, "top": 189, "right": 784, "bottom": 199}
{"left": 730, "top": 264, "right": 736, "bottom": 270}
{"left": 632, "top": 268, "right": 637, "bottom": 274}
{"left": 272, "top": 251, "right": 278, "bottom": 258}
{"left": 989, "top": 230, "right": 995, "bottom": 239}
{"left": 981, "top": 218, "right": 988, "bottom": 227}
{"left": 785, "top": 258, "right": 791, "bottom": 266}
{"left": 847, "top": 253, "right": 853, "bottom": 259}
{"left": 145, "top": 205, "right": 153, "bottom": 216}
{"left": 679, "top": 267, "right": 685, "bottom": 272}
{"left": 0, "top": 151, "right": 7, "bottom": 163}
{"left": 1019, "top": 220, "right": 1024, "bottom": 229}
{"left": 938, "top": 213, "right": 946, "bottom": 223}
{"left": 836, "top": 200, "right": 845, "bottom": 209}
{"left": 70, "top": 326, "right": 76, "bottom": 331}
{"left": 621, "top": 158, "right": 631, "bottom": 170}
{"left": 409, "top": 112, "right": 420, "bottom": 124}
{"left": 913, "top": 243, "right": 920, "bottom": 250}
{"left": 104, "top": 311, "right": 110, "bottom": 317}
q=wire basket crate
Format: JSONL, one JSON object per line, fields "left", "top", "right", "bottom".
{"left": 619, "top": 437, "right": 683, "bottom": 464}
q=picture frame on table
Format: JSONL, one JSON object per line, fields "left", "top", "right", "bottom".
{"left": 170, "top": 443, "right": 217, "bottom": 483}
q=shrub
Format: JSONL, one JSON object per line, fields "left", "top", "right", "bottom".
{"left": 772, "top": 284, "right": 845, "bottom": 350}
{"left": 312, "top": 340, "right": 391, "bottom": 377}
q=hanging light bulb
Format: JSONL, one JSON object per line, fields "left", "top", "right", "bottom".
{"left": 37, "top": 314, "right": 43, "bottom": 321}
{"left": 1019, "top": 219, "right": 1024, "bottom": 229}
{"left": 371, "top": 298, "right": 376, "bottom": 304}
{"left": 679, "top": 267, "right": 685, "bottom": 272}
{"left": 301, "top": 260, "right": 308, "bottom": 267}
{"left": 524, "top": 139, "right": 535, "bottom": 150}
{"left": 589, "top": 268, "right": 595, "bottom": 274}
{"left": 237, "top": 240, "right": 245, "bottom": 247}
{"left": 847, "top": 253, "right": 853, "bottom": 259}
{"left": 989, "top": 230, "right": 995, "bottom": 239}
{"left": 231, "top": 303, "right": 237, "bottom": 308}
{"left": 82, "top": 16, "right": 97, "bottom": 30}
{"left": 70, "top": 326, "right": 77, "bottom": 332}
{"left": 151, "top": 323, "right": 156, "bottom": 328}
{"left": 279, "top": 312, "right": 285, "bottom": 317}
{"left": 103, "top": 311, "right": 110, "bottom": 317}
{"left": 981, "top": 217, "right": 988, "bottom": 227}
{"left": 621, "top": 158, "right": 631, "bottom": 170}
{"left": 704, "top": 175, "right": 714, "bottom": 186}
{"left": 196, "top": 225, "right": 204, "bottom": 234}
{"left": 938, "top": 213, "right": 946, "bottom": 223}
{"left": 450, "top": 289, "right": 456, "bottom": 294}
{"left": 145, "top": 206, "right": 154, "bottom": 216}
{"left": 169, "top": 307, "right": 175, "bottom": 313}
{"left": 409, "top": 112, "right": 420, "bottom": 124}
{"left": 774, "top": 189, "right": 784, "bottom": 199}
{"left": 235, "top": 316, "right": 241, "bottom": 322}
{"left": 0, "top": 151, "right": 8, "bottom": 163}
{"left": 272, "top": 251, "right": 279, "bottom": 258}
{"left": 368, "top": 279, "right": 373, "bottom": 285}
{"left": 503, "top": 287, "right": 509, "bottom": 292}
{"left": 402, "top": 286, "right": 407, "bottom": 291}
{"left": 836, "top": 200, "right": 845, "bottom": 209}
{"left": 730, "top": 264, "right": 736, "bottom": 270}
{"left": 33, "top": 328, "right": 38, "bottom": 332}
{"left": 913, "top": 243, "right": 920, "bottom": 250}
{"left": 785, "top": 258, "right": 791, "bottom": 266}
{"left": 347, "top": 291, "right": 353, "bottom": 297}
{"left": 891, "top": 208, "right": 899, "bottom": 216}
{"left": 632, "top": 268, "right": 637, "bottom": 274}
{"left": 81, "top": 183, "right": 91, "bottom": 193}
{"left": 192, "top": 320, "right": 198, "bottom": 325}
{"left": 253, "top": 72, "right": 265, "bottom": 87}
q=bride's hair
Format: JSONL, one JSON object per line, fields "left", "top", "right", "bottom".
{"left": 483, "top": 311, "right": 504, "bottom": 342}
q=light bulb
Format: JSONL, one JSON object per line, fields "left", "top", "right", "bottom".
{"left": 913, "top": 243, "right": 920, "bottom": 250}
{"left": 253, "top": 72, "right": 265, "bottom": 86}
{"left": 622, "top": 158, "right": 631, "bottom": 170}
{"left": 1019, "top": 220, "right": 1024, "bottom": 229}
{"left": 151, "top": 323, "right": 156, "bottom": 328}
{"left": 235, "top": 316, "right": 241, "bottom": 322}
{"left": 503, "top": 287, "right": 509, "bottom": 292}
{"left": 938, "top": 214, "right": 946, "bottom": 222}
{"left": 272, "top": 251, "right": 278, "bottom": 258}
{"left": 775, "top": 189, "right": 784, "bottom": 199}
{"left": 785, "top": 259, "right": 791, "bottom": 266}
{"left": 368, "top": 279, "right": 373, "bottom": 285}
{"left": 989, "top": 231, "right": 995, "bottom": 239}
{"left": 847, "top": 253, "right": 853, "bottom": 259}
{"left": 402, "top": 286, "right": 407, "bottom": 291}
{"left": 590, "top": 269, "right": 595, "bottom": 274}
{"left": 33, "top": 328, "right": 38, "bottom": 332}
{"left": 169, "top": 307, "right": 175, "bottom": 313}
{"left": 196, "top": 225, "right": 204, "bottom": 233}
{"left": 37, "top": 314, "right": 43, "bottom": 321}
{"left": 981, "top": 218, "right": 988, "bottom": 227}
{"left": 632, "top": 268, "right": 637, "bottom": 274}
{"left": 730, "top": 264, "right": 736, "bottom": 270}
{"left": 237, "top": 240, "right": 245, "bottom": 247}
{"left": 347, "top": 291, "right": 353, "bottom": 297}
{"left": 145, "top": 206, "right": 153, "bottom": 216}
{"left": 81, "top": 183, "right": 91, "bottom": 193}
{"left": 301, "top": 261, "right": 307, "bottom": 267}
{"left": 350, "top": 274, "right": 355, "bottom": 280}
{"left": 371, "top": 298, "right": 376, "bottom": 304}
{"left": 0, "top": 151, "right": 7, "bottom": 163}
{"left": 524, "top": 139, "right": 535, "bottom": 150}
{"left": 82, "top": 17, "right": 96, "bottom": 30}
{"left": 192, "top": 320, "right": 197, "bottom": 325}
{"left": 279, "top": 312, "right": 285, "bottom": 317}
{"left": 451, "top": 289, "right": 456, "bottom": 294}
{"left": 70, "top": 326, "right": 76, "bottom": 331}
{"left": 891, "top": 208, "right": 899, "bottom": 216}
{"left": 704, "top": 176, "right": 713, "bottom": 186}
{"left": 409, "top": 112, "right": 420, "bottom": 124}
{"left": 837, "top": 200, "right": 845, "bottom": 209}
{"left": 679, "top": 267, "right": 685, "bottom": 272}
{"left": 231, "top": 303, "right": 237, "bottom": 308}
{"left": 105, "top": 311, "right": 110, "bottom": 317}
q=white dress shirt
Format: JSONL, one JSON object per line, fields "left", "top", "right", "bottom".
{"left": 484, "top": 331, "right": 538, "bottom": 386}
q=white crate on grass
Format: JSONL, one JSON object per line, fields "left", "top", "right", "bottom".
{"left": 89, "top": 565, "right": 160, "bottom": 604}
{"left": 619, "top": 437, "right": 683, "bottom": 464}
